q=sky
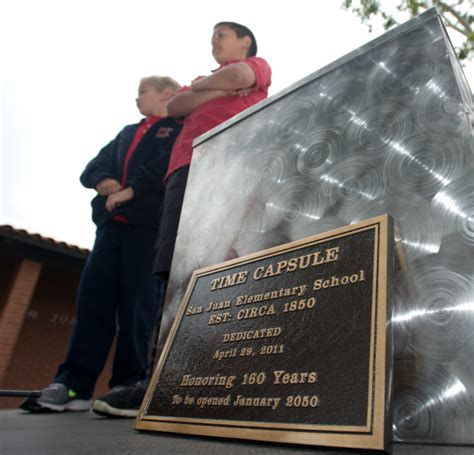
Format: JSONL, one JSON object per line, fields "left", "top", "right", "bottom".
{"left": 1, "top": 0, "right": 472, "bottom": 249}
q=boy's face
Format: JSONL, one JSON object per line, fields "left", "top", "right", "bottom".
{"left": 211, "top": 25, "right": 250, "bottom": 64}
{"left": 136, "top": 83, "right": 165, "bottom": 116}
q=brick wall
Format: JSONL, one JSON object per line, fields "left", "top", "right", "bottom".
{"left": 0, "top": 259, "right": 42, "bottom": 386}
{"left": 0, "top": 260, "right": 114, "bottom": 409}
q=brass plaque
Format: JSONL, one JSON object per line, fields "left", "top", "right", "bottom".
{"left": 135, "top": 215, "right": 393, "bottom": 451}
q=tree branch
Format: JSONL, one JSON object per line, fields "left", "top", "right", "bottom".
{"left": 442, "top": 13, "right": 469, "bottom": 36}
{"left": 434, "top": 0, "right": 472, "bottom": 36}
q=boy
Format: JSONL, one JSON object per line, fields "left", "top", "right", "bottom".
{"left": 153, "top": 21, "right": 272, "bottom": 281}
{"left": 91, "top": 21, "right": 271, "bottom": 417}
{"left": 21, "top": 76, "right": 182, "bottom": 412}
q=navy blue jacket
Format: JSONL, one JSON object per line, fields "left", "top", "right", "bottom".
{"left": 80, "top": 117, "right": 181, "bottom": 228}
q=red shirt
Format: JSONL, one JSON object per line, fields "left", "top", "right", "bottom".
{"left": 121, "top": 116, "right": 162, "bottom": 187}
{"left": 113, "top": 116, "right": 162, "bottom": 224}
{"left": 165, "top": 56, "right": 272, "bottom": 181}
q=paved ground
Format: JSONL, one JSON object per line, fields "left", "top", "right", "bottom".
{"left": 1, "top": 410, "right": 473, "bottom": 455}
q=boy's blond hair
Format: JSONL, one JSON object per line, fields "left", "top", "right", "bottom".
{"left": 139, "top": 76, "right": 181, "bottom": 93}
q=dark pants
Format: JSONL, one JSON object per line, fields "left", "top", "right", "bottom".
{"left": 54, "top": 221, "right": 162, "bottom": 398}
{"left": 153, "top": 165, "right": 190, "bottom": 278}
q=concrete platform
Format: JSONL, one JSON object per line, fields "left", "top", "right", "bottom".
{"left": 1, "top": 410, "right": 473, "bottom": 455}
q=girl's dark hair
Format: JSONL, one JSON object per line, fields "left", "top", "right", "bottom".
{"left": 214, "top": 21, "right": 257, "bottom": 57}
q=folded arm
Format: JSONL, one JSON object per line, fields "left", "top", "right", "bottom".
{"left": 79, "top": 127, "right": 132, "bottom": 191}
{"left": 167, "top": 62, "right": 257, "bottom": 118}
{"left": 191, "top": 62, "right": 256, "bottom": 91}
{"left": 167, "top": 89, "right": 229, "bottom": 118}
{"left": 80, "top": 140, "right": 117, "bottom": 189}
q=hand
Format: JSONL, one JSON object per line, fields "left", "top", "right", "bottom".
{"left": 230, "top": 87, "right": 255, "bottom": 97}
{"left": 96, "top": 178, "right": 122, "bottom": 196}
{"left": 105, "top": 187, "right": 134, "bottom": 212}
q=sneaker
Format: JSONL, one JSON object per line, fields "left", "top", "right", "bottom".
{"left": 92, "top": 381, "right": 147, "bottom": 418}
{"left": 37, "top": 383, "right": 91, "bottom": 412}
{"left": 19, "top": 396, "right": 53, "bottom": 413}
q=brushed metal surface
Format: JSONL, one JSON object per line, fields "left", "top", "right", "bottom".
{"left": 158, "top": 8, "right": 474, "bottom": 445}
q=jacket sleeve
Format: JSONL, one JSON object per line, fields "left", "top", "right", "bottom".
{"left": 79, "top": 132, "right": 121, "bottom": 189}
{"left": 127, "top": 126, "right": 181, "bottom": 197}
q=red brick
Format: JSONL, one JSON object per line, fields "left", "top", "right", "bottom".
{"left": 0, "top": 260, "right": 42, "bottom": 385}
